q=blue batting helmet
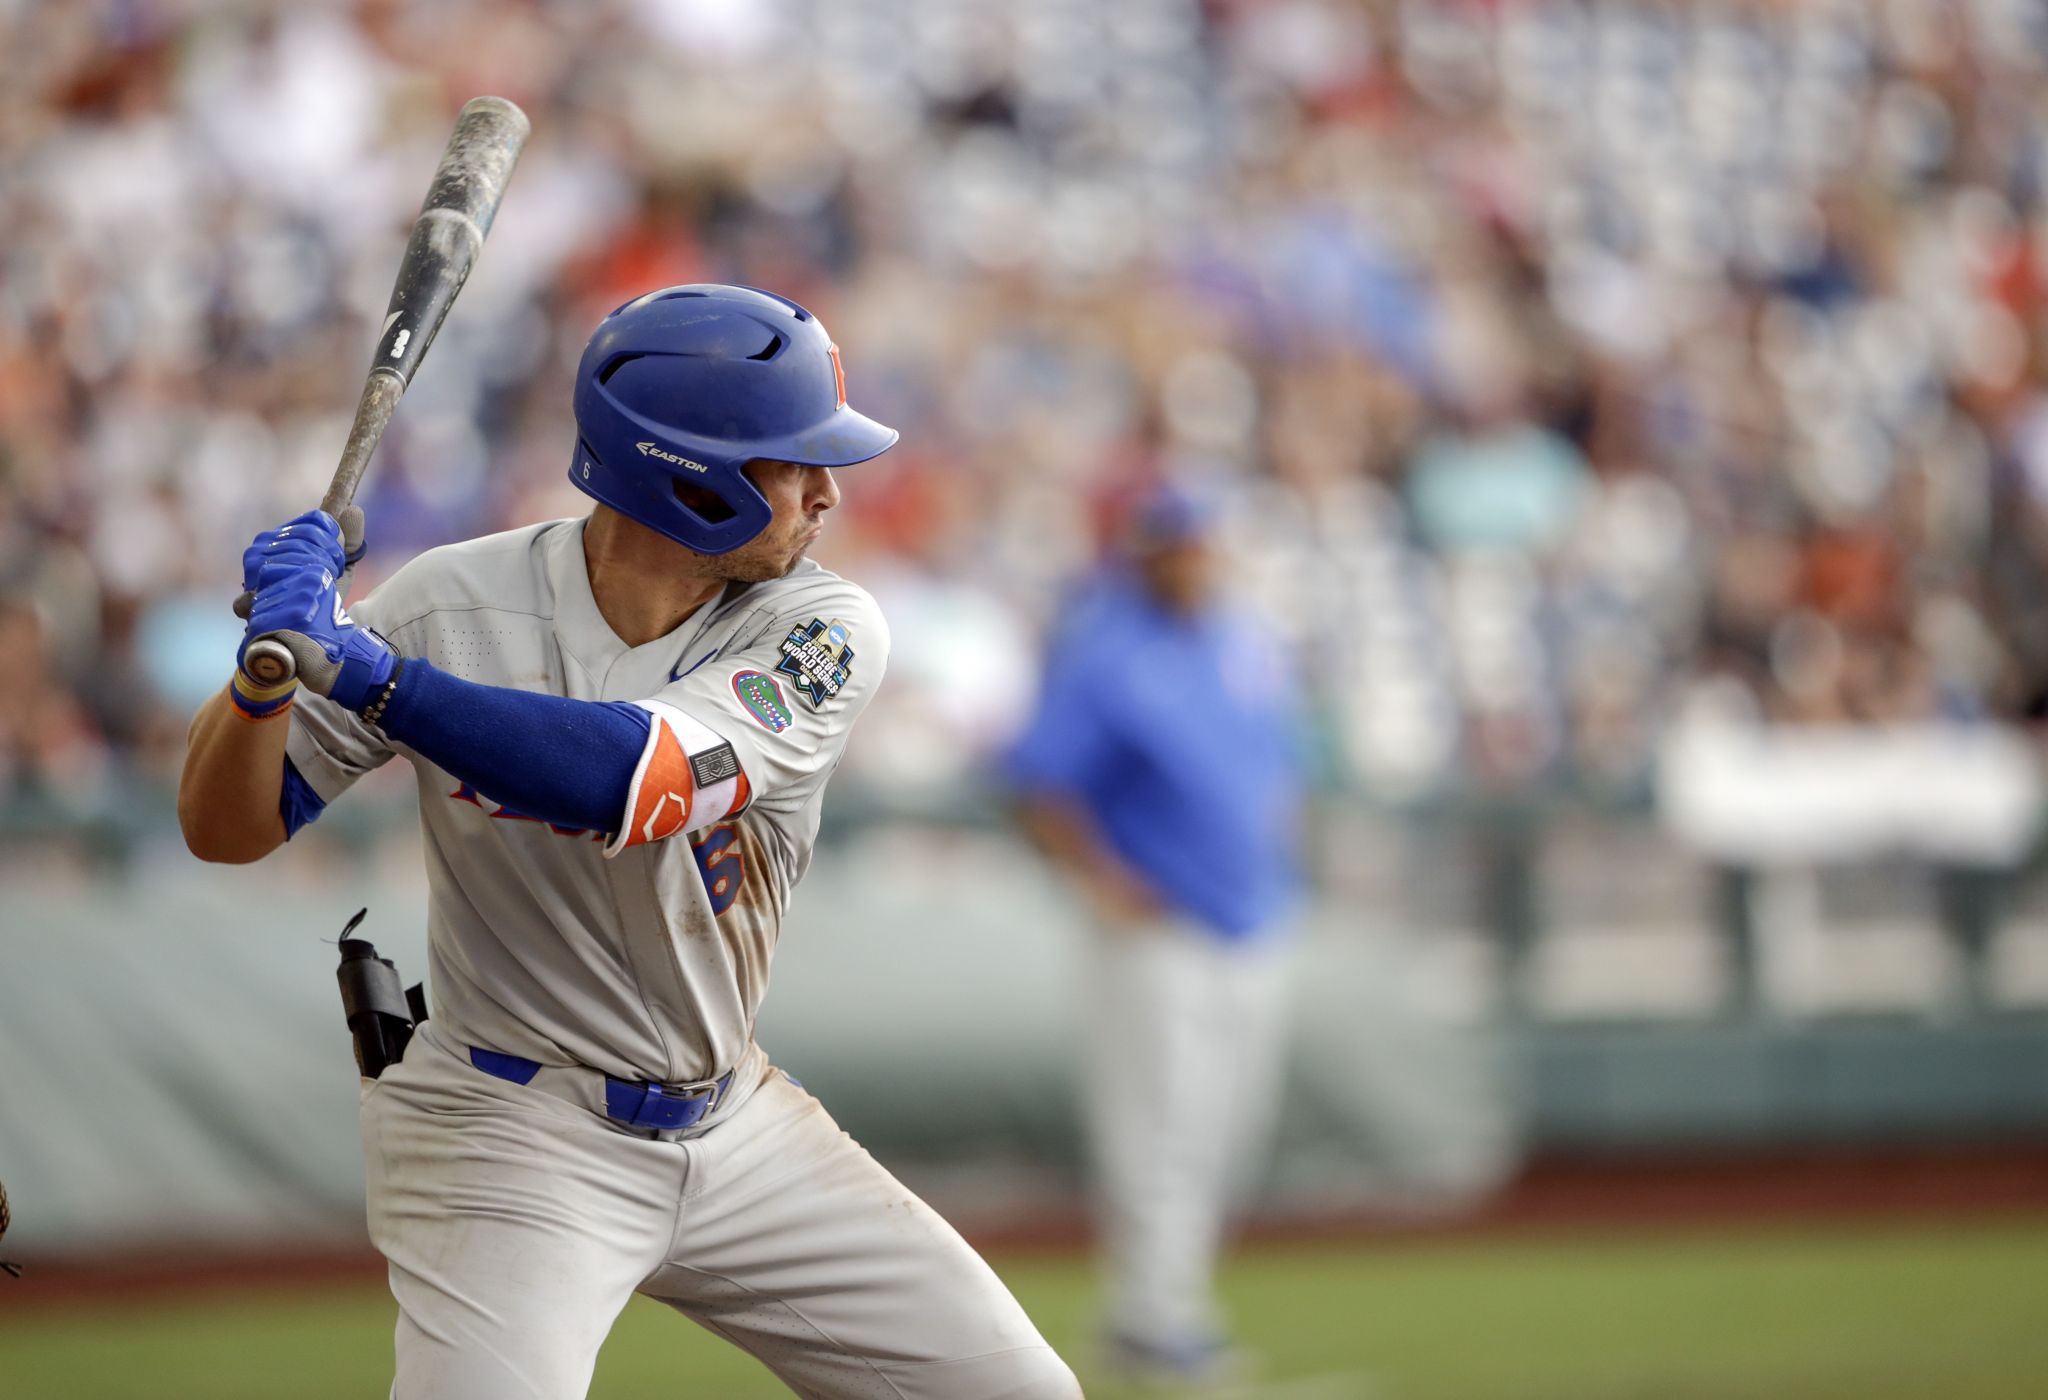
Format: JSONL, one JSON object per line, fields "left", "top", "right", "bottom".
{"left": 570, "top": 284, "right": 898, "bottom": 554}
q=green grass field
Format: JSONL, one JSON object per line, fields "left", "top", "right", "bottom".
{"left": 5, "top": 1220, "right": 2047, "bottom": 1399}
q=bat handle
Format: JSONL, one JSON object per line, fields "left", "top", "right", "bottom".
{"left": 242, "top": 637, "right": 299, "bottom": 687}
{"left": 230, "top": 590, "right": 300, "bottom": 685}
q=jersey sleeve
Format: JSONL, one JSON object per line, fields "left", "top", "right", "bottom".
{"left": 605, "top": 583, "right": 890, "bottom": 855}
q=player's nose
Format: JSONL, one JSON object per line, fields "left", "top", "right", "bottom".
{"left": 803, "top": 466, "right": 840, "bottom": 515}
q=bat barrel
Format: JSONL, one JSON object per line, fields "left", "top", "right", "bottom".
{"left": 368, "top": 97, "right": 530, "bottom": 394}
{"left": 424, "top": 97, "right": 530, "bottom": 234}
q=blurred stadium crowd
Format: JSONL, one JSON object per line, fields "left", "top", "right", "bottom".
{"left": 5, "top": 0, "right": 2048, "bottom": 827}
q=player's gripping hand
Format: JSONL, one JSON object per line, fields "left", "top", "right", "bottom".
{"left": 236, "top": 509, "right": 395, "bottom": 712}
{"left": 240, "top": 506, "right": 366, "bottom": 598}
{"left": 239, "top": 508, "right": 342, "bottom": 597}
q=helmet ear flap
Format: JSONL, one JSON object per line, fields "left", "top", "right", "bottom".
{"left": 573, "top": 418, "right": 775, "bottom": 554}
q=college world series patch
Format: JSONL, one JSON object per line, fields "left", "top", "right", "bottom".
{"left": 731, "top": 670, "right": 793, "bottom": 733}
{"left": 775, "top": 617, "right": 855, "bottom": 709}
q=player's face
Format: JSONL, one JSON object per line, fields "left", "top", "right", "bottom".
{"left": 710, "top": 460, "right": 842, "bottom": 582}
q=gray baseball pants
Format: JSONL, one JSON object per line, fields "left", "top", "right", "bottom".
{"left": 361, "top": 1021, "right": 1081, "bottom": 1399}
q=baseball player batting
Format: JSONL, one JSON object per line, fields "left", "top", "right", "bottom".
{"left": 178, "top": 286, "right": 1082, "bottom": 1399}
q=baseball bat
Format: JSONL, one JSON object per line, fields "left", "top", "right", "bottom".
{"left": 240, "top": 95, "right": 530, "bottom": 686}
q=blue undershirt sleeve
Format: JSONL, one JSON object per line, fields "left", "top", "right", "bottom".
{"left": 373, "top": 658, "right": 652, "bottom": 835}
{"left": 278, "top": 756, "right": 328, "bottom": 839}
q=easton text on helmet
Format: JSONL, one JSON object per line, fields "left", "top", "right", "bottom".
{"left": 635, "top": 442, "right": 709, "bottom": 473}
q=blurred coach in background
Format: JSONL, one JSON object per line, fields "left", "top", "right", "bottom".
{"left": 1006, "top": 481, "right": 1306, "bottom": 1384}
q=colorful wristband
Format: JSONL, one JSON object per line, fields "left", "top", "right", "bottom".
{"left": 230, "top": 669, "right": 298, "bottom": 721}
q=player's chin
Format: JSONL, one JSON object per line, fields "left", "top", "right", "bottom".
{"left": 777, "top": 533, "right": 821, "bottom": 576}
{"left": 717, "top": 542, "right": 801, "bottom": 583}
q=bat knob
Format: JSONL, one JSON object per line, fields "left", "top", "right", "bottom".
{"left": 243, "top": 637, "right": 299, "bottom": 687}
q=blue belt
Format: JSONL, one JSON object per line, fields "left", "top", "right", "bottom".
{"left": 468, "top": 1046, "right": 733, "bottom": 1134}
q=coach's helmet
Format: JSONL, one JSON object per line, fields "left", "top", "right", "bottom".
{"left": 570, "top": 284, "right": 898, "bottom": 554}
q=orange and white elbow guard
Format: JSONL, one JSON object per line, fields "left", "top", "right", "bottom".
{"left": 603, "top": 700, "right": 751, "bottom": 857}
{"left": 229, "top": 669, "right": 298, "bottom": 721}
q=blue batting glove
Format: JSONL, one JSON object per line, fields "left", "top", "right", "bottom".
{"left": 238, "top": 511, "right": 396, "bottom": 712}
{"left": 241, "top": 509, "right": 346, "bottom": 596}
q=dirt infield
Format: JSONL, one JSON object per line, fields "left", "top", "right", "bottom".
{"left": 7, "top": 1144, "right": 2047, "bottom": 1314}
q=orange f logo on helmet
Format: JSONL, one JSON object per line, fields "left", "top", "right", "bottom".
{"left": 826, "top": 342, "right": 847, "bottom": 410}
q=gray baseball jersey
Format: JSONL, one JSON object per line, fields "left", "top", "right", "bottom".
{"left": 285, "top": 516, "right": 883, "bottom": 1086}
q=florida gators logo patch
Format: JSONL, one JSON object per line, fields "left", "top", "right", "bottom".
{"left": 732, "top": 670, "right": 793, "bottom": 732}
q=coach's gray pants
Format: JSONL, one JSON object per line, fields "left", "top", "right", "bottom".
{"left": 1084, "top": 915, "right": 1293, "bottom": 1348}
{"left": 361, "top": 1021, "right": 1080, "bottom": 1399}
